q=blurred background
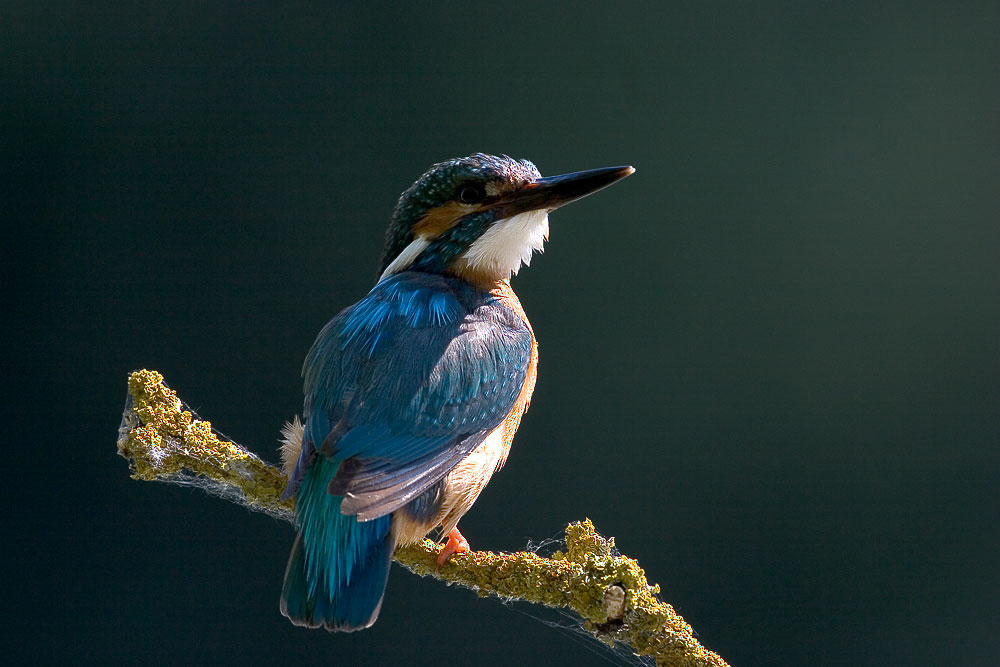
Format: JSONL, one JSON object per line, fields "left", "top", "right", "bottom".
{"left": 5, "top": 3, "right": 998, "bottom": 665}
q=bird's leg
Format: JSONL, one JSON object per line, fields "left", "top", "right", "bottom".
{"left": 436, "top": 527, "right": 471, "bottom": 569}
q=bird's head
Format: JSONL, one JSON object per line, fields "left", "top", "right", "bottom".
{"left": 378, "top": 153, "right": 634, "bottom": 286}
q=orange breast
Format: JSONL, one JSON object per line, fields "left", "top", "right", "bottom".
{"left": 395, "top": 278, "right": 539, "bottom": 544}
{"left": 491, "top": 279, "right": 538, "bottom": 470}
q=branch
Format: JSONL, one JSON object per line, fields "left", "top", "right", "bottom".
{"left": 117, "top": 369, "right": 730, "bottom": 667}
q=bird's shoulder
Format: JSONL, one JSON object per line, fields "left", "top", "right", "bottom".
{"left": 303, "top": 271, "right": 532, "bottom": 429}
{"left": 319, "top": 271, "right": 526, "bottom": 349}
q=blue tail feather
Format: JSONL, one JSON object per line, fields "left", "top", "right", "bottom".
{"left": 281, "top": 456, "right": 395, "bottom": 631}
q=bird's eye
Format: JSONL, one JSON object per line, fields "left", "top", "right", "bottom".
{"left": 457, "top": 183, "right": 486, "bottom": 205}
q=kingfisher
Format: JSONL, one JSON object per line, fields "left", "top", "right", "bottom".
{"left": 278, "top": 153, "right": 634, "bottom": 631}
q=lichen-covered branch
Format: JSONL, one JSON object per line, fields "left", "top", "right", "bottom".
{"left": 117, "top": 369, "right": 729, "bottom": 667}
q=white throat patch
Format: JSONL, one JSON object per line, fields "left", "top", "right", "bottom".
{"left": 458, "top": 209, "right": 550, "bottom": 279}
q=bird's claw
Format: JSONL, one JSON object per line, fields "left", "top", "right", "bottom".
{"left": 436, "top": 528, "right": 471, "bottom": 570}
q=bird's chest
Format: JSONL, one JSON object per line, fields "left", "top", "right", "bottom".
{"left": 391, "top": 278, "right": 538, "bottom": 546}
{"left": 489, "top": 280, "right": 538, "bottom": 449}
{"left": 435, "top": 281, "right": 537, "bottom": 534}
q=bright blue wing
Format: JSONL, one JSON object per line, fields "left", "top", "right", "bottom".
{"left": 284, "top": 271, "right": 532, "bottom": 520}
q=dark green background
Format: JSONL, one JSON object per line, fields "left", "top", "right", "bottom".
{"left": 6, "top": 3, "right": 998, "bottom": 665}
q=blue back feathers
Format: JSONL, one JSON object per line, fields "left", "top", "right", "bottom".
{"left": 281, "top": 270, "right": 532, "bottom": 631}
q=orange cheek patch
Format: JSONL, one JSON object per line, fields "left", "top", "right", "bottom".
{"left": 412, "top": 201, "right": 472, "bottom": 237}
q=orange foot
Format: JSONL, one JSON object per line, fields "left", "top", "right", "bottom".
{"left": 436, "top": 527, "right": 471, "bottom": 569}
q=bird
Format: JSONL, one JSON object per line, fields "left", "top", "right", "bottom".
{"left": 277, "top": 153, "right": 634, "bottom": 631}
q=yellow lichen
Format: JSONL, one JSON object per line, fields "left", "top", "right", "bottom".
{"left": 117, "top": 369, "right": 729, "bottom": 667}
{"left": 118, "top": 369, "right": 293, "bottom": 514}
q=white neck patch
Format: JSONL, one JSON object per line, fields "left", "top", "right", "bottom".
{"left": 458, "top": 209, "right": 550, "bottom": 279}
{"left": 379, "top": 235, "right": 431, "bottom": 282}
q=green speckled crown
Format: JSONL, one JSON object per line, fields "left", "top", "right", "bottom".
{"left": 378, "top": 154, "right": 541, "bottom": 275}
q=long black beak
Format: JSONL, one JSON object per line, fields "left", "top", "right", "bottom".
{"left": 505, "top": 165, "right": 635, "bottom": 214}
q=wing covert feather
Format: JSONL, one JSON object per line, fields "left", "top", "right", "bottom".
{"left": 284, "top": 271, "right": 531, "bottom": 518}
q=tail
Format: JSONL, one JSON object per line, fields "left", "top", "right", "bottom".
{"left": 280, "top": 456, "right": 395, "bottom": 631}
